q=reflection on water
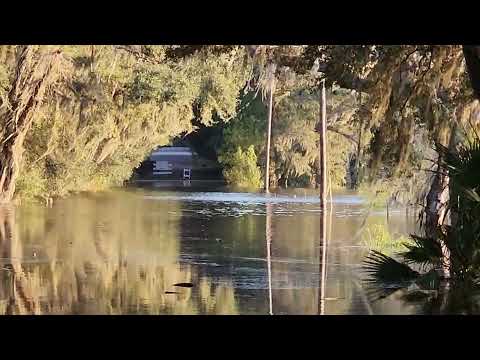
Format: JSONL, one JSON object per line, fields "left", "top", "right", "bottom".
{"left": 0, "top": 187, "right": 421, "bottom": 315}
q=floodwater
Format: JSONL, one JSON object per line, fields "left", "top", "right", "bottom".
{"left": 0, "top": 185, "right": 423, "bottom": 315}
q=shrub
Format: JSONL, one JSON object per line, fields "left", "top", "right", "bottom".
{"left": 219, "top": 146, "right": 262, "bottom": 189}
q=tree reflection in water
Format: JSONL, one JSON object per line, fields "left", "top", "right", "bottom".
{"left": 266, "top": 202, "right": 273, "bottom": 315}
{"left": 0, "top": 189, "right": 425, "bottom": 315}
{"left": 0, "top": 194, "right": 239, "bottom": 315}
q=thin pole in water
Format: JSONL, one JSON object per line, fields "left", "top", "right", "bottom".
{"left": 265, "top": 84, "right": 273, "bottom": 193}
{"left": 317, "top": 79, "right": 328, "bottom": 315}
{"left": 319, "top": 79, "right": 327, "bottom": 206}
{"left": 265, "top": 64, "right": 274, "bottom": 194}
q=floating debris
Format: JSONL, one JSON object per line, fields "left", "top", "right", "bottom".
{"left": 165, "top": 291, "right": 179, "bottom": 294}
{"left": 173, "top": 282, "right": 194, "bottom": 288}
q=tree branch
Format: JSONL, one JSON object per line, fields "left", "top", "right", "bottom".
{"left": 327, "top": 125, "right": 358, "bottom": 145}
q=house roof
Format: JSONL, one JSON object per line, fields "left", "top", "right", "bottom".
{"left": 150, "top": 147, "right": 197, "bottom": 157}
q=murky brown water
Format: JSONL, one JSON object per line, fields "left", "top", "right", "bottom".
{"left": 0, "top": 185, "right": 422, "bottom": 314}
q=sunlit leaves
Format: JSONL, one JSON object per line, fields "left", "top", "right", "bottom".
{"left": 15, "top": 45, "right": 251, "bottom": 199}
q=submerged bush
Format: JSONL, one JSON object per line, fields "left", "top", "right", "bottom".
{"left": 219, "top": 146, "right": 262, "bottom": 189}
{"left": 361, "top": 223, "right": 412, "bottom": 256}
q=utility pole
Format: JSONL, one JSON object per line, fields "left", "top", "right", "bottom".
{"left": 317, "top": 79, "right": 328, "bottom": 315}
{"left": 319, "top": 79, "right": 327, "bottom": 207}
{"left": 264, "top": 71, "right": 274, "bottom": 193}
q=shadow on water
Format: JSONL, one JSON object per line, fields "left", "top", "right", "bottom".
{"left": 0, "top": 187, "right": 429, "bottom": 314}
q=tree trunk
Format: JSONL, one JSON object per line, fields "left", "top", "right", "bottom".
{"left": 422, "top": 46, "right": 480, "bottom": 279}
{"left": 0, "top": 46, "right": 67, "bottom": 202}
{"left": 353, "top": 123, "right": 362, "bottom": 189}
{"left": 424, "top": 124, "right": 457, "bottom": 279}
{"left": 352, "top": 93, "right": 363, "bottom": 189}
{"left": 425, "top": 161, "right": 451, "bottom": 278}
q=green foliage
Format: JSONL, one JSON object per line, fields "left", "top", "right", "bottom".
{"left": 219, "top": 80, "right": 357, "bottom": 189}
{"left": 221, "top": 93, "right": 267, "bottom": 152}
{"left": 7, "top": 45, "right": 474, "bottom": 201}
{"left": 362, "top": 132, "right": 480, "bottom": 311}
{"left": 271, "top": 79, "right": 356, "bottom": 188}
{"left": 361, "top": 223, "right": 412, "bottom": 256}
{"left": 12, "top": 45, "right": 251, "bottom": 200}
{"left": 290, "top": 45, "right": 478, "bottom": 200}
{"left": 217, "top": 93, "right": 266, "bottom": 188}
{"left": 435, "top": 136, "right": 480, "bottom": 279}
{"left": 15, "top": 166, "right": 48, "bottom": 201}
{"left": 272, "top": 90, "right": 319, "bottom": 183}
{"left": 219, "top": 145, "right": 262, "bottom": 189}
{"left": 401, "top": 234, "right": 443, "bottom": 270}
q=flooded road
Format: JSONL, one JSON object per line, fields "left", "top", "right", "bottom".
{"left": 0, "top": 186, "right": 421, "bottom": 314}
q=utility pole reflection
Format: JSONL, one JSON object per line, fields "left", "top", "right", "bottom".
{"left": 266, "top": 202, "right": 273, "bottom": 315}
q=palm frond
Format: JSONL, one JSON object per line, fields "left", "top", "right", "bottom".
{"left": 437, "top": 137, "right": 480, "bottom": 197}
{"left": 413, "top": 269, "right": 442, "bottom": 290}
{"left": 363, "top": 283, "right": 405, "bottom": 302}
{"left": 400, "top": 290, "right": 434, "bottom": 303}
{"left": 362, "top": 250, "right": 419, "bottom": 302}
{"left": 399, "top": 234, "right": 443, "bottom": 270}
{"left": 461, "top": 187, "right": 480, "bottom": 203}
{"left": 363, "top": 250, "right": 420, "bottom": 283}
